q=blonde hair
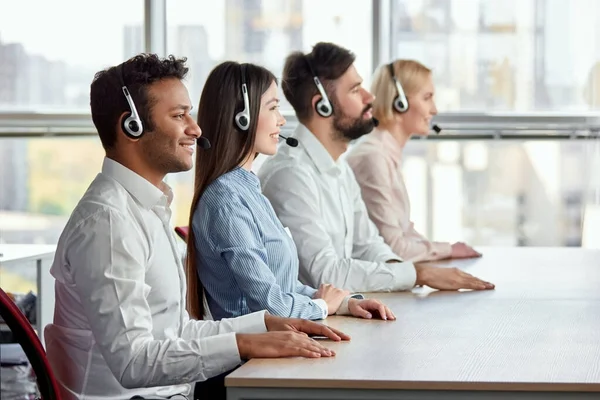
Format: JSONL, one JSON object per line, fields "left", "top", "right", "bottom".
{"left": 371, "top": 59, "right": 432, "bottom": 126}
{"left": 583, "top": 62, "right": 600, "bottom": 108}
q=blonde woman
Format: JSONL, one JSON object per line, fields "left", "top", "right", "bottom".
{"left": 346, "top": 60, "right": 481, "bottom": 262}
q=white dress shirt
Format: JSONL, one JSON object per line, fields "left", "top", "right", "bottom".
{"left": 44, "top": 158, "right": 267, "bottom": 400}
{"left": 258, "top": 124, "right": 417, "bottom": 293}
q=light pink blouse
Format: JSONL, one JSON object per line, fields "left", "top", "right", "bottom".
{"left": 346, "top": 129, "right": 452, "bottom": 262}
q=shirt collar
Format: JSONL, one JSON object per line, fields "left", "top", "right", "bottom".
{"left": 101, "top": 157, "right": 173, "bottom": 209}
{"left": 295, "top": 124, "right": 343, "bottom": 177}
{"left": 230, "top": 166, "right": 261, "bottom": 189}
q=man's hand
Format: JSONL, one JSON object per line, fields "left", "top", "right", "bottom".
{"left": 450, "top": 242, "right": 481, "bottom": 259}
{"left": 314, "top": 283, "right": 350, "bottom": 315}
{"left": 236, "top": 332, "right": 335, "bottom": 360}
{"left": 264, "top": 314, "right": 351, "bottom": 341}
{"left": 348, "top": 298, "right": 396, "bottom": 321}
{"left": 415, "top": 265, "right": 494, "bottom": 291}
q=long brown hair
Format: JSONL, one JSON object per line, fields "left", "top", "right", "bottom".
{"left": 185, "top": 61, "right": 276, "bottom": 319}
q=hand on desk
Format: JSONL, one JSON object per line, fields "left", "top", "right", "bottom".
{"left": 314, "top": 283, "right": 350, "bottom": 315}
{"left": 415, "top": 265, "right": 494, "bottom": 291}
{"left": 450, "top": 242, "right": 482, "bottom": 259}
{"left": 348, "top": 298, "right": 396, "bottom": 321}
{"left": 236, "top": 314, "right": 350, "bottom": 360}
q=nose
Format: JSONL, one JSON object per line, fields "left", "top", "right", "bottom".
{"left": 277, "top": 111, "right": 286, "bottom": 127}
{"left": 363, "top": 88, "right": 375, "bottom": 104}
{"left": 431, "top": 101, "right": 438, "bottom": 116}
{"left": 186, "top": 119, "right": 202, "bottom": 138}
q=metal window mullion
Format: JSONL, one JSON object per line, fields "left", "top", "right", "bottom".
{"left": 144, "top": 0, "right": 167, "bottom": 56}
{"left": 372, "top": 0, "right": 392, "bottom": 73}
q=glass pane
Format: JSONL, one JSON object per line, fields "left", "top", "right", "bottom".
{"left": 0, "top": 0, "right": 144, "bottom": 111}
{"left": 390, "top": 0, "right": 600, "bottom": 111}
{"left": 400, "top": 139, "right": 600, "bottom": 247}
{"left": 0, "top": 136, "right": 197, "bottom": 254}
{"left": 167, "top": 0, "right": 373, "bottom": 113}
{"left": 0, "top": 137, "right": 105, "bottom": 245}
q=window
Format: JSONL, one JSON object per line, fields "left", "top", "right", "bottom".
{"left": 401, "top": 138, "right": 600, "bottom": 247}
{"left": 391, "top": 0, "right": 600, "bottom": 111}
{"left": 0, "top": 0, "right": 143, "bottom": 111}
{"left": 0, "top": 137, "right": 105, "bottom": 245}
{"left": 166, "top": 0, "right": 373, "bottom": 113}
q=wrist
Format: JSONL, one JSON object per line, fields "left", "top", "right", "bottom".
{"left": 235, "top": 333, "right": 250, "bottom": 360}
{"left": 263, "top": 312, "right": 274, "bottom": 330}
{"left": 415, "top": 265, "right": 427, "bottom": 286}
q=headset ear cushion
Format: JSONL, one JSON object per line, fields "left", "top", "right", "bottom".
{"left": 128, "top": 120, "right": 139, "bottom": 132}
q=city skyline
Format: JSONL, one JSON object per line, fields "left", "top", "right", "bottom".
{"left": 1, "top": 0, "right": 598, "bottom": 249}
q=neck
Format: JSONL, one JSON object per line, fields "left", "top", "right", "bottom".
{"left": 106, "top": 150, "right": 165, "bottom": 188}
{"left": 380, "top": 120, "right": 411, "bottom": 149}
{"left": 304, "top": 119, "right": 349, "bottom": 161}
{"left": 240, "top": 156, "right": 253, "bottom": 171}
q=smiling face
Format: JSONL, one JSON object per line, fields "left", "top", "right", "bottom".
{"left": 252, "top": 80, "right": 286, "bottom": 156}
{"left": 138, "top": 77, "right": 202, "bottom": 174}
{"left": 330, "top": 64, "right": 377, "bottom": 142}
{"left": 400, "top": 73, "right": 438, "bottom": 136}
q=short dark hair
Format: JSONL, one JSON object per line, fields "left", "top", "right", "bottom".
{"left": 90, "top": 54, "right": 189, "bottom": 150}
{"left": 282, "top": 42, "right": 355, "bottom": 122}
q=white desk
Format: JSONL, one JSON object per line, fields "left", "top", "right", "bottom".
{"left": 226, "top": 247, "right": 600, "bottom": 399}
{"left": 0, "top": 244, "right": 56, "bottom": 347}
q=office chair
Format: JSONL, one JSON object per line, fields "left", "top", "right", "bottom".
{"left": 0, "top": 287, "right": 62, "bottom": 400}
{"left": 174, "top": 226, "right": 189, "bottom": 241}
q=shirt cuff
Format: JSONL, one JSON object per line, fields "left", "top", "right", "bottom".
{"left": 390, "top": 261, "right": 417, "bottom": 291}
{"left": 377, "top": 251, "right": 404, "bottom": 263}
{"left": 202, "top": 332, "right": 243, "bottom": 376}
{"left": 229, "top": 310, "right": 268, "bottom": 334}
{"left": 335, "top": 294, "right": 365, "bottom": 316}
{"left": 311, "top": 298, "right": 328, "bottom": 319}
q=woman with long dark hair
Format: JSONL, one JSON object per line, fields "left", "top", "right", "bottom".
{"left": 185, "top": 61, "right": 393, "bottom": 322}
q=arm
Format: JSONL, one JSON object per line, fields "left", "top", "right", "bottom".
{"left": 193, "top": 202, "right": 326, "bottom": 320}
{"left": 260, "top": 166, "right": 416, "bottom": 293}
{"left": 349, "top": 155, "right": 452, "bottom": 262}
{"left": 67, "top": 210, "right": 251, "bottom": 388}
{"left": 346, "top": 164, "right": 405, "bottom": 263}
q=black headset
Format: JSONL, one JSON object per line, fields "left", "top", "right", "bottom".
{"left": 305, "top": 56, "right": 333, "bottom": 118}
{"left": 234, "top": 63, "right": 251, "bottom": 131}
{"left": 117, "top": 64, "right": 144, "bottom": 138}
{"left": 387, "top": 62, "right": 409, "bottom": 113}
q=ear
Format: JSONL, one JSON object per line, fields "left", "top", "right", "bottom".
{"left": 116, "top": 111, "right": 141, "bottom": 143}
{"left": 311, "top": 93, "right": 321, "bottom": 115}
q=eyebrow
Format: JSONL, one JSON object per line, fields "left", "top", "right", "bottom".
{"left": 349, "top": 81, "right": 362, "bottom": 91}
{"left": 170, "top": 104, "right": 193, "bottom": 112}
{"left": 265, "top": 98, "right": 280, "bottom": 106}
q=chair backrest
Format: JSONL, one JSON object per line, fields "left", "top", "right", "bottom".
{"left": 174, "top": 226, "right": 189, "bottom": 241}
{"left": 0, "top": 288, "right": 61, "bottom": 400}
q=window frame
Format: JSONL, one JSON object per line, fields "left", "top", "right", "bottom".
{"left": 0, "top": 0, "right": 598, "bottom": 139}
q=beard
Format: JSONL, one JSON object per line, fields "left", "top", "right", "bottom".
{"left": 140, "top": 128, "right": 192, "bottom": 175}
{"left": 332, "top": 103, "right": 376, "bottom": 142}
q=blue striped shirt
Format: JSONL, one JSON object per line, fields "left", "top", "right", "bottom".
{"left": 192, "top": 167, "right": 326, "bottom": 321}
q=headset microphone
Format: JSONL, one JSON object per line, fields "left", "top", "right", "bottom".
{"left": 197, "top": 137, "right": 211, "bottom": 149}
{"left": 279, "top": 134, "right": 299, "bottom": 147}
{"left": 432, "top": 124, "right": 442, "bottom": 134}
{"left": 372, "top": 117, "right": 379, "bottom": 127}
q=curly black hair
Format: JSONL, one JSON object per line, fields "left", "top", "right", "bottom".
{"left": 90, "top": 54, "right": 189, "bottom": 150}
